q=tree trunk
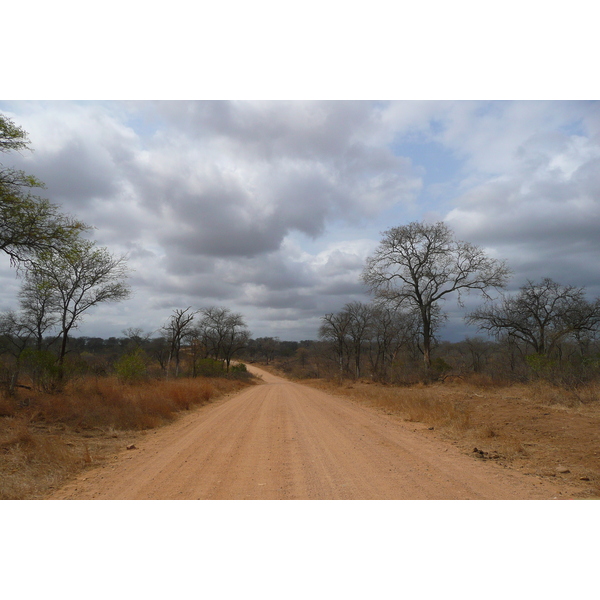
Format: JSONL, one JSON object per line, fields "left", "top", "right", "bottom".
{"left": 422, "top": 309, "right": 432, "bottom": 368}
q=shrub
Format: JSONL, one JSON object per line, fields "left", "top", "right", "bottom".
{"left": 526, "top": 354, "right": 556, "bottom": 378}
{"left": 228, "top": 362, "right": 254, "bottom": 380}
{"left": 21, "top": 349, "right": 62, "bottom": 392}
{"left": 195, "top": 358, "right": 226, "bottom": 377}
{"left": 114, "top": 349, "right": 147, "bottom": 383}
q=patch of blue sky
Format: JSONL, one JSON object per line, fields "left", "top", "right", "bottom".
{"left": 557, "top": 103, "right": 595, "bottom": 137}
{"left": 472, "top": 100, "right": 508, "bottom": 119}
{"left": 121, "top": 109, "right": 169, "bottom": 142}
{"left": 392, "top": 136, "right": 463, "bottom": 186}
{"left": 122, "top": 114, "right": 160, "bottom": 138}
{"left": 388, "top": 136, "right": 465, "bottom": 221}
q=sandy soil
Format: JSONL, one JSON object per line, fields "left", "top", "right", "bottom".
{"left": 48, "top": 366, "right": 580, "bottom": 500}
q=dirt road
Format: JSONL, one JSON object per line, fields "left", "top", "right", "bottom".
{"left": 49, "top": 366, "right": 571, "bottom": 500}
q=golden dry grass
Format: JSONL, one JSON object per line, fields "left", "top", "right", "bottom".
{"left": 0, "top": 417, "right": 83, "bottom": 499}
{"left": 0, "top": 374, "right": 255, "bottom": 499}
{"left": 308, "top": 379, "right": 472, "bottom": 433}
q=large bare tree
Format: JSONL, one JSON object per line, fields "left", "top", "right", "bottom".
{"left": 367, "top": 302, "right": 420, "bottom": 380}
{"left": 199, "top": 306, "right": 232, "bottom": 364}
{"left": 467, "top": 278, "right": 600, "bottom": 357}
{"left": 18, "top": 267, "right": 61, "bottom": 351}
{"left": 362, "top": 221, "right": 510, "bottom": 367}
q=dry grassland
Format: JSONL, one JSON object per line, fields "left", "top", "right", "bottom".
{"left": 0, "top": 375, "right": 254, "bottom": 500}
{"left": 298, "top": 375, "right": 600, "bottom": 498}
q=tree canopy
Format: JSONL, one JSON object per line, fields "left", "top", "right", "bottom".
{"left": 467, "top": 278, "right": 600, "bottom": 356}
{"left": 362, "top": 221, "right": 511, "bottom": 366}
{"left": 26, "top": 238, "right": 131, "bottom": 370}
{"left": 0, "top": 113, "right": 88, "bottom": 266}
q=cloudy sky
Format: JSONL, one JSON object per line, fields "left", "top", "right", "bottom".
{"left": 1, "top": 100, "right": 599, "bottom": 342}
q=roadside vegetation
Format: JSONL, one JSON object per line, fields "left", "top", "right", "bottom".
{"left": 253, "top": 344, "right": 600, "bottom": 498}
{"left": 0, "top": 356, "right": 254, "bottom": 500}
{"left": 1, "top": 112, "right": 258, "bottom": 498}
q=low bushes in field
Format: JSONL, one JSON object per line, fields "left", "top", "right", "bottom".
{"left": 24, "top": 375, "right": 249, "bottom": 431}
{"left": 1, "top": 373, "right": 253, "bottom": 434}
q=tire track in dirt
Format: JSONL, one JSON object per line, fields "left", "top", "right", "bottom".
{"left": 49, "top": 366, "right": 575, "bottom": 500}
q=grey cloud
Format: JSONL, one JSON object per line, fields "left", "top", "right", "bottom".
{"left": 317, "top": 279, "right": 367, "bottom": 297}
{"left": 447, "top": 125, "right": 600, "bottom": 298}
{"left": 161, "top": 208, "right": 285, "bottom": 259}
{"left": 125, "top": 105, "right": 422, "bottom": 262}
{"left": 6, "top": 103, "right": 139, "bottom": 212}
{"left": 153, "top": 272, "right": 238, "bottom": 302}
{"left": 318, "top": 249, "right": 366, "bottom": 277}
{"left": 220, "top": 254, "right": 316, "bottom": 292}
{"left": 159, "top": 252, "right": 217, "bottom": 278}
{"left": 22, "top": 139, "right": 119, "bottom": 205}
{"left": 239, "top": 289, "right": 318, "bottom": 311}
{"left": 123, "top": 243, "right": 157, "bottom": 262}
{"left": 155, "top": 101, "right": 381, "bottom": 161}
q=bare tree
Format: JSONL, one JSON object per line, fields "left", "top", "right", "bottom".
{"left": 343, "top": 301, "right": 373, "bottom": 379}
{"left": 254, "top": 337, "right": 280, "bottom": 364}
{"left": 367, "top": 303, "right": 419, "bottom": 381}
{"left": 463, "top": 336, "right": 495, "bottom": 373}
{"left": 192, "top": 307, "right": 252, "bottom": 372}
{"left": 362, "top": 221, "right": 510, "bottom": 367}
{"left": 220, "top": 312, "right": 251, "bottom": 372}
{"left": 162, "top": 307, "right": 198, "bottom": 378}
{"left": 319, "top": 310, "right": 352, "bottom": 381}
{"left": 467, "top": 278, "right": 600, "bottom": 357}
{"left": 183, "top": 325, "right": 205, "bottom": 377}
{"left": 199, "top": 306, "right": 231, "bottom": 363}
{"left": 122, "top": 327, "right": 152, "bottom": 351}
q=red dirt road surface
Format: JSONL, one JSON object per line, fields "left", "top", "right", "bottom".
{"left": 49, "top": 366, "right": 575, "bottom": 500}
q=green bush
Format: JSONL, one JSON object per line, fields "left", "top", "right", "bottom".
{"left": 21, "top": 349, "right": 62, "bottom": 392}
{"left": 431, "top": 357, "right": 453, "bottom": 374}
{"left": 114, "top": 348, "right": 147, "bottom": 382}
{"left": 525, "top": 354, "right": 556, "bottom": 379}
{"left": 195, "top": 358, "right": 226, "bottom": 377}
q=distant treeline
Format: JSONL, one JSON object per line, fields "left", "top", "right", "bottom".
{"left": 3, "top": 325, "right": 600, "bottom": 395}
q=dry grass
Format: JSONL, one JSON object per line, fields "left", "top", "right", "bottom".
{"left": 21, "top": 376, "right": 239, "bottom": 432}
{"left": 308, "top": 379, "right": 472, "bottom": 433}
{"left": 0, "top": 417, "right": 83, "bottom": 499}
{"left": 0, "top": 374, "right": 254, "bottom": 499}
{"left": 299, "top": 374, "right": 600, "bottom": 498}
{"left": 526, "top": 380, "right": 600, "bottom": 407}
